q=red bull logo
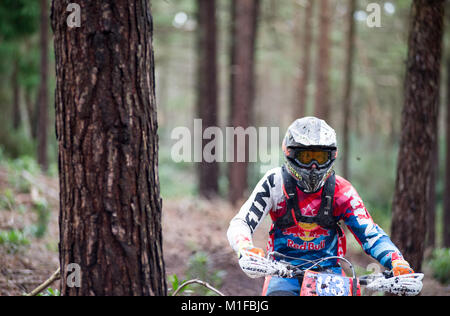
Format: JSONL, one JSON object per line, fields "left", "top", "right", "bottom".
{"left": 282, "top": 222, "right": 330, "bottom": 241}
{"left": 287, "top": 239, "right": 326, "bottom": 251}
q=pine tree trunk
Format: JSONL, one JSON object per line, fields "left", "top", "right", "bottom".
{"left": 391, "top": 0, "right": 444, "bottom": 271}
{"left": 37, "top": 0, "right": 49, "bottom": 171}
{"left": 12, "top": 59, "right": 21, "bottom": 130}
{"left": 314, "top": 0, "right": 331, "bottom": 122}
{"left": 342, "top": 0, "right": 356, "bottom": 180}
{"left": 295, "top": 0, "right": 314, "bottom": 119}
{"left": 25, "top": 90, "right": 37, "bottom": 139}
{"left": 228, "top": 0, "right": 259, "bottom": 204}
{"left": 444, "top": 57, "right": 450, "bottom": 248}
{"left": 52, "top": 0, "right": 166, "bottom": 296}
{"left": 197, "top": 0, "right": 219, "bottom": 198}
{"left": 426, "top": 138, "right": 438, "bottom": 248}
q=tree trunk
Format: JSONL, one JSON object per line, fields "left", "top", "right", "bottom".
{"left": 426, "top": 136, "right": 438, "bottom": 249}
{"left": 51, "top": 0, "right": 166, "bottom": 296}
{"left": 12, "top": 59, "right": 21, "bottom": 130}
{"left": 25, "top": 90, "right": 37, "bottom": 139}
{"left": 342, "top": 0, "right": 356, "bottom": 180}
{"left": 228, "top": 0, "right": 259, "bottom": 204}
{"left": 295, "top": 0, "right": 314, "bottom": 119}
{"left": 444, "top": 57, "right": 450, "bottom": 248}
{"left": 197, "top": 0, "right": 219, "bottom": 199}
{"left": 314, "top": 0, "right": 331, "bottom": 122}
{"left": 391, "top": 0, "right": 444, "bottom": 271}
{"left": 37, "top": 0, "right": 49, "bottom": 171}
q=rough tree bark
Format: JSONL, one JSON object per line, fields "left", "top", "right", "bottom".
{"left": 197, "top": 0, "right": 219, "bottom": 199}
{"left": 51, "top": 0, "right": 166, "bottom": 295}
{"left": 391, "top": 0, "right": 444, "bottom": 271}
{"left": 295, "top": 0, "right": 314, "bottom": 119}
{"left": 228, "top": 0, "right": 259, "bottom": 204}
{"left": 314, "top": 0, "right": 331, "bottom": 122}
{"left": 37, "top": 0, "right": 49, "bottom": 171}
{"left": 342, "top": 0, "right": 356, "bottom": 181}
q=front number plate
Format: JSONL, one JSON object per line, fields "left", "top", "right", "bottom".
{"left": 300, "top": 271, "right": 355, "bottom": 296}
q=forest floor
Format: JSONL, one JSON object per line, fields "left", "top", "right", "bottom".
{"left": 0, "top": 166, "right": 449, "bottom": 296}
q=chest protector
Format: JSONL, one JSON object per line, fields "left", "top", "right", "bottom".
{"left": 271, "top": 166, "right": 342, "bottom": 236}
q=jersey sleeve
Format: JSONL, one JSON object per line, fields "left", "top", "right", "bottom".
{"left": 227, "top": 168, "right": 279, "bottom": 254}
{"left": 335, "top": 179, "right": 404, "bottom": 269}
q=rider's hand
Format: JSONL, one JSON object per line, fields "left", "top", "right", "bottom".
{"left": 242, "top": 247, "right": 265, "bottom": 257}
{"left": 237, "top": 241, "right": 266, "bottom": 279}
{"left": 237, "top": 240, "right": 265, "bottom": 258}
{"left": 392, "top": 259, "right": 414, "bottom": 276}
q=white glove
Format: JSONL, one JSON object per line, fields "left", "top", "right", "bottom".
{"left": 238, "top": 250, "right": 291, "bottom": 279}
{"left": 367, "top": 273, "right": 424, "bottom": 296}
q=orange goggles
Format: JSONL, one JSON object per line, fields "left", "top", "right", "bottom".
{"left": 288, "top": 148, "right": 336, "bottom": 168}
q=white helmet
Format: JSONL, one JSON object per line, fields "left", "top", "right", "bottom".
{"left": 282, "top": 117, "right": 337, "bottom": 193}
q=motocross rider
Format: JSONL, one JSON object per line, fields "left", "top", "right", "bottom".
{"left": 227, "top": 117, "right": 415, "bottom": 296}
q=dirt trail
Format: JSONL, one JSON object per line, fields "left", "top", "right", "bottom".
{"left": 0, "top": 168, "right": 449, "bottom": 296}
{"left": 0, "top": 168, "right": 60, "bottom": 296}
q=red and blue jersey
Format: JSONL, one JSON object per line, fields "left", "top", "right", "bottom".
{"left": 227, "top": 167, "right": 404, "bottom": 271}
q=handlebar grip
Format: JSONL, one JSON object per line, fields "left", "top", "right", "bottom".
{"left": 358, "top": 279, "right": 369, "bottom": 286}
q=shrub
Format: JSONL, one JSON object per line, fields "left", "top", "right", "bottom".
{"left": 0, "top": 229, "right": 30, "bottom": 253}
{"left": 36, "top": 287, "right": 61, "bottom": 296}
{"left": 429, "top": 248, "right": 450, "bottom": 285}
{"left": 0, "top": 188, "right": 16, "bottom": 210}
{"left": 31, "top": 197, "right": 50, "bottom": 238}
{"left": 168, "top": 273, "right": 186, "bottom": 296}
{"left": 0, "top": 128, "right": 36, "bottom": 160}
{"left": 182, "top": 251, "right": 226, "bottom": 296}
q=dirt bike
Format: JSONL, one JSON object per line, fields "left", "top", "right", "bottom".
{"left": 239, "top": 250, "right": 424, "bottom": 296}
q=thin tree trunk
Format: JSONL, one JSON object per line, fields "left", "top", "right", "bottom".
{"left": 426, "top": 139, "right": 437, "bottom": 249}
{"left": 314, "top": 0, "right": 331, "bottom": 122}
{"left": 228, "top": 0, "right": 259, "bottom": 204}
{"left": 391, "top": 0, "right": 444, "bottom": 271}
{"left": 12, "top": 59, "right": 21, "bottom": 130}
{"left": 37, "top": 0, "right": 49, "bottom": 171}
{"left": 197, "top": 0, "right": 219, "bottom": 199}
{"left": 52, "top": 0, "right": 166, "bottom": 296}
{"left": 295, "top": 0, "right": 314, "bottom": 119}
{"left": 444, "top": 57, "right": 450, "bottom": 248}
{"left": 342, "top": 0, "right": 356, "bottom": 180}
{"left": 25, "top": 90, "right": 37, "bottom": 139}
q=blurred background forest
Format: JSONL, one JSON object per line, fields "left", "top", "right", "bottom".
{"left": 0, "top": 0, "right": 450, "bottom": 296}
